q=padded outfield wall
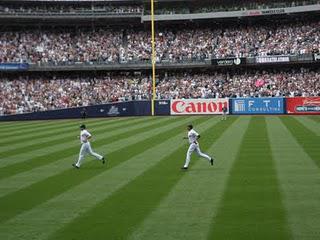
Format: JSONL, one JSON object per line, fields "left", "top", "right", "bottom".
{"left": 0, "top": 97, "right": 320, "bottom": 121}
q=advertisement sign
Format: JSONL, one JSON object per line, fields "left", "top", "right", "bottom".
{"left": 232, "top": 98, "right": 284, "bottom": 114}
{"left": 170, "top": 99, "right": 229, "bottom": 115}
{"left": 211, "top": 57, "right": 245, "bottom": 66}
{"left": 106, "top": 106, "right": 121, "bottom": 116}
{"left": 0, "top": 63, "right": 29, "bottom": 71}
{"left": 246, "top": 8, "right": 285, "bottom": 16}
{"left": 256, "top": 56, "right": 290, "bottom": 64}
{"left": 287, "top": 97, "right": 320, "bottom": 115}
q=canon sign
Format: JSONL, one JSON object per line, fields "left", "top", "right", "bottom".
{"left": 171, "top": 99, "right": 229, "bottom": 115}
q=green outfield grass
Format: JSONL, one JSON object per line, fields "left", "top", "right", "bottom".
{"left": 0, "top": 116, "right": 319, "bottom": 240}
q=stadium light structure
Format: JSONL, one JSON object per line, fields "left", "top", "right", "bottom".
{"left": 151, "top": 0, "right": 156, "bottom": 116}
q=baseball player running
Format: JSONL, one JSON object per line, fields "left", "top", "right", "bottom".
{"left": 182, "top": 124, "right": 214, "bottom": 170}
{"left": 72, "top": 124, "right": 105, "bottom": 169}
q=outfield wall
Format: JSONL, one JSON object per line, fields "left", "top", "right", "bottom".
{"left": 0, "top": 101, "right": 152, "bottom": 121}
{"left": 0, "top": 97, "right": 319, "bottom": 121}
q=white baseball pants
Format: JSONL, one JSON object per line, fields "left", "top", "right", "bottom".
{"left": 184, "top": 143, "right": 211, "bottom": 168}
{"left": 76, "top": 142, "right": 103, "bottom": 167}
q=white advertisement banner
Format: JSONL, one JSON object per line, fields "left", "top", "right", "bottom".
{"left": 170, "top": 99, "right": 229, "bottom": 115}
{"left": 256, "top": 56, "right": 290, "bottom": 64}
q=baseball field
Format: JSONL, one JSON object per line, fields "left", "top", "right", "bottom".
{"left": 0, "top": 116, "right": 319, "bottom": 240}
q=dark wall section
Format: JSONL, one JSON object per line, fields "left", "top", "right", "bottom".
{"left": 0, "top": 100, "right": 155, "bottom": 121}
{"left": 154, "top": 100, "right": 170, "bottom": 115}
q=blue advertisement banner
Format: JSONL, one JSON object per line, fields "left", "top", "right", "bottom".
{"left": 0, "top": 63, "right": 29, "bottom": 71}
{"left": 231, "top": 98, "right": 284, "bottom": 114}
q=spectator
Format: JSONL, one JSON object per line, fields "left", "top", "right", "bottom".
{"left": 1, "top": 68, "right": 319, "bottom": 115}
{"left": 0, "top": 20, "right": 319, "bottom": 65}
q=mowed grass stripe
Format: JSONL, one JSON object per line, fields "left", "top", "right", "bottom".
{"left": 0, "top": 117, "right": 173, "bottom": 179}
{"left": 0, "top": 118, "right": 91, "bottom": 127}
{"left": 267, "top": 117, "right": 320, "bottom": 240}
{"left": 0, "top": 118, "right": 90, "bottom": 137}
{"left": 207, "top": 117, "right": 291, "bottom": 240}
{"left": 129, "top": 117, "right": 249, "bottom": 240}
{"left": 0, "top": 116, "right": 201, "bottom": 223}
{"left": 0, "top": 117, "right": 149, "bottom": 156}
{"left": 0, "top": 119, "right": 77, "bottom": 132}
{"left": 0, "top": 121, "right": 62, "bottom": 136}
{"left": 0, "top": 118, "right": 125, "bottom": 150}
{"left": 0, "top": 117, "right": 134, "bottom": 147}
{"left": 294, "top": 116, "right": 320, "bottom": 136}
{"left": 0, "top": 117, "right": 148, "bottom": 169}
{"left": 0, "top": 117, "right": 208, "bottom": 240}
{"left": 0, "top": 117, "right": 120, "bottom": 138}
{"left": 0, "top": 117, "right": 124, "bottom": 141}
{"left": 308, "top": 116, "right": 320, "bottom": 123}
{"left": 281, "top": 117, "right": 320, "bottom": 167}
{"left": 0, "top": 117, "right": 199, "bottom": 199}
{"left": 0, "top": 121, "right": 44, "bottom": 128}
{"left": 0, "top": 120, "right": 57, "bottom": 131}
{"left": 0, "top": 117, "right": 168, "bottom": 168}
{"left": 0, "top": 117, "right": 140, "bottom": 151}
{"left": 49, "top": 117, "right": 237, "bottom": 240}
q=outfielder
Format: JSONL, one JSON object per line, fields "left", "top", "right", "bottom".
{"left": 221, "top": 106, "right": 228, "bottom": 121}
{"left": 72, "top": 124, "right": 105, "bottom": 169}
{"left": 182, "top": 124, "right": 214, "bottom": 170}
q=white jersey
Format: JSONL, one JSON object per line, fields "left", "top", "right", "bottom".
{"left": 80, "top": 130, "right": 91, "bottom": 144}
{"left": 188, "top": 129, "right": 199, "bottom": 144}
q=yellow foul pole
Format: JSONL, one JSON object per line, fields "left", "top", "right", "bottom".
{"left": 151, "top": 0, "right": 156, "bottom": 116}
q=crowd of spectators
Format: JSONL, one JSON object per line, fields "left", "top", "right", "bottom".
{"left": 156, "top": 68, "right": 320, "bottom": 99}
{"left": 0, "top": 20, "right": 319, "bottom": 64}
{"left": 0, "top": 74, "right": 150, "bottom": 115}
{"left": 126, "top": 29, "right": 215, "bottom": 62}
{"left": 0, "top": 29, "right": 123, "bottom": 64}
{"left": 126, "top": 21, "right": 320, "bottom": 61}
{"left": 1, "top": 68, "right": 319, "bottom": 115}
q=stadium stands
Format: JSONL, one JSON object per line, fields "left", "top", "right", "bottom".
{"left": 0, "top": 20, "right": 319, "bottom": 65}
{"left": 0, "top": 0, "right": 319, "bottom": 116}
{"left": 1, "top": 68, "right": 319, "bottom": 115}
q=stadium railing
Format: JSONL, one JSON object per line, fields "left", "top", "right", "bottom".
{"left": 2, "top": 54, "right": 314, "bottom": 72}
{"left": 144, "top": 0, "right": 320, "bottom": 15}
